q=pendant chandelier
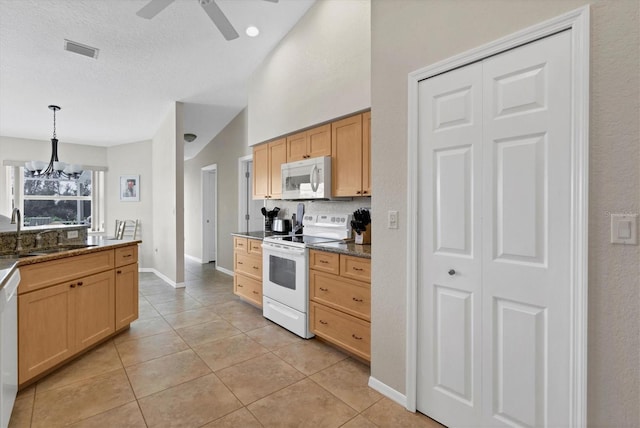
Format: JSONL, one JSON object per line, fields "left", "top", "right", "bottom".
{"left": 24, "top": 105, "right": 83, "bottom": 179}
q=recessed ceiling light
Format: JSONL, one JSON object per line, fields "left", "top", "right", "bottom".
{"left": 246, "top": 26, "right": 260, "bottom": 37}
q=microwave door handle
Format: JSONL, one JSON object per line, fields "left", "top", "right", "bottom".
{"left": 310, "top": 165, "right": 319, "bottom": 192}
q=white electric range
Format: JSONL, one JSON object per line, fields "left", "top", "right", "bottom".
{"left": 261, "top": 214, "right": 352, "bottom": 338}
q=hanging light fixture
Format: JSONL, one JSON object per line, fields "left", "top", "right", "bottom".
{"left": 24, "top": 105, "right": 83, "bottom": 179}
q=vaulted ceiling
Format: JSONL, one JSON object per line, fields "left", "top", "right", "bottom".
{"left": 0, "top": 0, "right": 315, "bottom": 158}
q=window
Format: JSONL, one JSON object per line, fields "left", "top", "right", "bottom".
{"left": 8, "top": 167, "right": 105, "bottom": 232}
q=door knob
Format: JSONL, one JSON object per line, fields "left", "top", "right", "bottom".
{"left": 448, "top": 269, "right": 456, "bottom": 276}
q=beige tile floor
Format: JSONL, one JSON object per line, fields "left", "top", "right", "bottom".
{"left": 9, "top": 259, "right": 444, "bottom": 428}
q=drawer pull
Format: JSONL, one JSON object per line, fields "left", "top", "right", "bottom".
{"left": 252, "top": 291, "right": 259, "bottom": 295}
{"left": 238, "top": 261, "right": 244, "bottom": 265}
{"left": 117, "top": 270, "right": 122, "bottom": 274}
{"left": 352, "top": 297, "right": 363, "bottom": 302}
{"left": 319, "top": 287, "right": 329, "bottom": 292}
{"left": 319, "top": 260, "right": 329, "bottom": 264}
{"left": 69, "top": 283, "right": 76, "bottom": 288}
{"left": 352, "top": 267, "right": 364, "bottom": 272}
{"left": 319, "top": 320, "right": 328, "bottom": 325}
{"left": 352, "top": 334, "right": 363, "bottom": 340}
{"left": 123, "top": 254, "right": 132, "bottom": 258}
{"left": 237, "top": 284, "right": 244, "bottom": 288}
{"left": 252, "top": 266, "right": 259, "bottom": 270}
{"left": 77, "top": 281, "right": 83, "bottom": 286}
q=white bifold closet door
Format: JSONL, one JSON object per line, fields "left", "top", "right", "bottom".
{"left": 417, "top": 30, "right": 572, "bottom": 428}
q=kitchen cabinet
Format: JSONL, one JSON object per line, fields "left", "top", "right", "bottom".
{"left": 17, "top": 244, "right": 139, "bottom": 386}
{"left": 233, "top": 237, "right": 263, "bottom": 307}
{"left": 331, "top": 112, "right": 371, "bottom": 197}
{"left": 286, "top": 124, "right": 331, "bottom": 162}
{"left": 253, "top": 138, "right": 286, "bottom": 199}
{"left": 309, "top": 250, "right": 371, "bottom": 361}
{"left": 115, "top": 245, "right": 139, "bottom": 330}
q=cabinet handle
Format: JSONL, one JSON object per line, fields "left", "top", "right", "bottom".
{"left": 77, "top": 281, "right": 83, "bottom": 286}
{"left": 252, "top": 266, "right": 259, "bottom": 270}
{"left": 352, "top": 267, "right": 364, "bottom": 271}
{"left": 237, "top": 284, "right": 244, "bottom": 288}
{"left": 319, "top": 260, "right": 329, "bottom": 264}
{"left": 69, "top": 283, "right": 76, "bottom": 288}
{"left": 123, "top": 254, "right": 132, "bottom": 258}
{"left": 352, "top": 297, "right": 363, "bottom": 302}
{"left": 117, "top": 270, "right": 122, "bottom": 274}
{"left": 319, "top": 320, "right": 328, "bottom": 325}
{"left": 356, "top": 190, "right": 361, "bottom": 194}
{"left": 352, "top": 334, "right": 363, "bottom": 340}
{"left": 252, "top": 291, "right": 259, "bottom": 295}
{"left": 319, "top": 287, "right": 328, "bottom": 292}
{"left": 238, "top": 261, "right": 243, "bottom": 265}
{"left": 363, "top": 191, "right": 368, "bottom": 194}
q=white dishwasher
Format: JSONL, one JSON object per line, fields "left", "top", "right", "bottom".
{"left": 0, "top": 269, "right": 19, "bottom": 428}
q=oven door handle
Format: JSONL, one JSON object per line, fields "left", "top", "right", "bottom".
{"left": 261, "top": 244, "right": 306, "bottom": 257}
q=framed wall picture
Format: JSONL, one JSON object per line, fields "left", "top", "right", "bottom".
{"left": 120, "top": 175, "right": 140, "bottom": 202}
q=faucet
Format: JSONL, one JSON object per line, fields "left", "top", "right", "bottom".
{"left": 10, "top": 208, "right": 22, "bottom": 253}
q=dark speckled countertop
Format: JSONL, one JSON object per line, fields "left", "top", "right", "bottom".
{"left": 0, "top": 237, "right": 141, "bottom": 291}
{"left": 231, "top": 231, "right": 371, "bottom": 259}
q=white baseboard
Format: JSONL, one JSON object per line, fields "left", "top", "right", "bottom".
{"left": 216, "top": 266, "right": 234, "bottom": 277}
{"left": 368, "top": 376, "right": 407, "bottom": 408}
{"left": 138, "top": 267, "right": 185, "bottom": 289}
{"left": 184, "top": 254, "right": 204, "bottom": 264}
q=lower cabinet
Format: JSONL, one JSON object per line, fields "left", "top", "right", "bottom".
{"left": 17, "top": 244, "right": 139, "bottom": 386}
{"left": 309, "top": 250, "right": 371, "bottom": 361}
{"left": 233, "top": 237, "right": 263, "bottom": 308}
{"left": 18, "top": 270, "right": 115, "bottom": 384}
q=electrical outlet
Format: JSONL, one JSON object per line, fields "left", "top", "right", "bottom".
{"left": 388, "top": 210, "right": 399, "bottom": 229}
{"left": 67, "top": 230, "right": 79, "bottom": 239}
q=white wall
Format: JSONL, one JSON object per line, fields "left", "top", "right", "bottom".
{"left": 151, "top": 103, "right": 184, "bottom": 286}
{"left": 183, "top": 109, "right": 252, "bottom": 271}
{"left": 371, "top": 1, "right": 639, "bottom": 426}
{"left": 106, "top": 140, "right": 153, "bottom": 267}
{"left": 248, "top": 0, "right": 371, "bottom": 145}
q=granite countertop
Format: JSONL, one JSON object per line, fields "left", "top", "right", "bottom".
{"left": 231, "top": 231, "right": 273, "bottom": 240}
{"left": 307, "top": 241, "right": 371, "bottom": 259}
{"left": 0, "top": 237, "right": 141, "bottom": 291}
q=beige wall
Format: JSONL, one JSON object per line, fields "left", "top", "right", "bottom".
{"left": 184, "top": 109, "right": 251, "bottom": 272}
{"left": 371, "top": 0, "right": 639, "bottom": 426}
{"left": 248, "top": 0, "right": 371, "bottom": 145}
{"left": 151, "top": 103, "right": 184, "bottom": 285}
{"left": 105, "top": 140, "right": 153, "bottom": 267}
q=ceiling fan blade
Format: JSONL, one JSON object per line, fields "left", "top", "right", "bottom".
{"left": 200, "top": 0, "right": 239, "bottom": 41}
{"left": 136, "top": 0, "right": 175, "bottom": 19}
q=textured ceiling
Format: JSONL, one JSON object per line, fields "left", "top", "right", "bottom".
{"left": 0, "top": 0, "right": 315, "bottom": 158}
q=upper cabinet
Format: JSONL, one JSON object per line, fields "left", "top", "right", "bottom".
{"left": 253, "top": 138, "right": 286, "bottom": 199}
{"left": 286, "top": 124, "right": 331, "bottom": 162}
{"left": 332, "top": 112, "right": 371, "bottom": 197}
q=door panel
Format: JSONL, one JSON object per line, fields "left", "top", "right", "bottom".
{"left": 417, "top": 61, "right": 483, "bottom": 426}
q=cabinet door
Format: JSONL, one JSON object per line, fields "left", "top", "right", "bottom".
{"left": 332, "top": 114, "right": 363, "bottom": 197}
{"left": 74, "top": 271, "right": 115, "bottom": 350}
{"left": 115, "top": 263, "right": 139, "bottom": 330}
{"left": 286, "top": 131, "right": 308, "bottom": 162}
{"left": 362, "top": 111, "right": 371, "bottom": 196}
{"left": 252, "top": 143, "right": 269, "bottom": 199}
{"left": 307, "top": 124, "right": 331, "bottom": 159}
{"left": 268, "top": 138, "right": 287, "bottom": 199}
{"left": 18, "top": 282, "right": 74, "bottom": 384}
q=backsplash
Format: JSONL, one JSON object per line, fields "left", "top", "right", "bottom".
{"left": 264, "top": 198, "right": 371, "bottom": 224}
{"left": 0, "top": 226, "right": 88, "bottom": 255}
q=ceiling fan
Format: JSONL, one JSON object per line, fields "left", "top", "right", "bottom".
{"left": 136, "top": 0, "right": 278, "bottom": 41}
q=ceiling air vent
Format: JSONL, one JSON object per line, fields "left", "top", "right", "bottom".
{"left": 64, "top": 39, "right": 99, "bottom": 59}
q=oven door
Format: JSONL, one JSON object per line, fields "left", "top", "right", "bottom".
{"left": 261, "top": 242, "right": 307, "bottom": 313}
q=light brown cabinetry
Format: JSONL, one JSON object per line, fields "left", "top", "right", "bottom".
{"left": 233, "top": 237, "right": 263, "bottom": 307}
{"left": 309, "top": 250, "right": 371, "bottom": 361}
{"left": 286, "top": 124, "right": 331, "bottom": 161}
{"left": 253, "top": 138, "right": 286, "bottom": 199}
{"left": 331, "top": 113, "right": 371, "bottom": 197}
{"left": 17, "top": 244, "right": 139, "bottom": 386}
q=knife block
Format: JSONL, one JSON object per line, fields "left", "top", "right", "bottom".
{"left": 354, "top": 227, "right": 371, "bottom": 245}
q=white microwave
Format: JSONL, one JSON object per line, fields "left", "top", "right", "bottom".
{"left": 281, "top": 156, "right": 332, "bottom": 200}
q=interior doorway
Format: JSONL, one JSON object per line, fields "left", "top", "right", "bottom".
{"left": 238, "top": 155, "right": 264, "bottom": 232}
{"left": 201, "top": 164, "right": 217, "bottom": 263}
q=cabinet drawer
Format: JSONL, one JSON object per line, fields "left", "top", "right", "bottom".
{"left": 248, "top": 239, "right": 262, "bottom": 255}
{"left": 310, "top": 302, "right": 370, "bottom": 361}
{"left": 115, "top": 245, "right": 138, "bottom": 267}
{"left": 310, "top": 270, "right": 370, "bottom": 321}
{"left": 19, "top": 250, "right": 115, "bottom": 294}
{"left": 234, "top": 237, "right": 248, "bottom": 252}
{"left": 309, "top": 249, "right": 340, "bottom": 274}
{"left": 234, "top": 252, "right": 262, "bottom": 281}
{"left": 234, "top": 274, "right": 262, "bottom": 308}
{"left": 340, "top": 255, "right": 371, "bottom": 282}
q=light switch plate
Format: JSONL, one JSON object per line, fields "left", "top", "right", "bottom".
{"left": 610, "top": 214, "right": 637, "bottom": 245}
{"left": 388, "top": 210, "right": 399, "bottom": 229}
